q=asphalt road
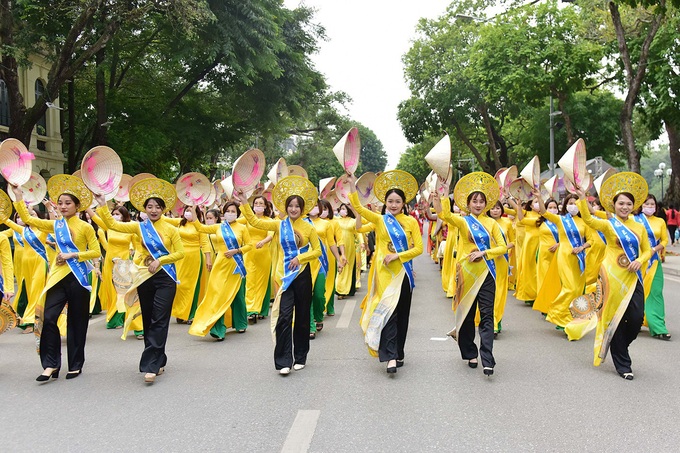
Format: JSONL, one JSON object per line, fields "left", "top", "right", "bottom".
{"left": 2, "top": 251, "right": 679, "bottom": 452}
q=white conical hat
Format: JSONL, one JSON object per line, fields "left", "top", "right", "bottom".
{"left": 319, "top": 177, "right": 336, "bottom": 199}
{"left": 80, "top": 146, "right": 123, "bottom": 196}
{"left": 593, "top": 168, "right": 617, "bottom": 196}
{"left": 334, "top": 174, "right": 352, "bottom": 204}
{"left": 287, "top": 165, "right": 308, "bottom": 179}
{"left": 220, "top": 175, "right": 234, "bottom": 199}
{"left": 267, "top": 158, "right": 288, "bottom": 184}
{"left": 425, "top": 134, "right": 452, "bottom": 179}
{"left": 520, "top": 156, "right": 541, "bottom": 189}
{"left": 232, "top": 148, "right": 265, "bottom": 198}
{"left": 7, "top": 171, "right": 47, "bottom": 207}
{"left": 435, "top": 165, "right": 453, "bottom": 196}
{"left": 0, "top": 138, "right": 34, "bottom": 186}
{"left": 508, "top": 178, "right": 534, "bottom": 202}
{"left": 355, "top": 172, "right": 377, "bottom": 205}
{"left": 333, "top": 127, "right": 361, "bottom": 175}
{"left": 558, "top": 138, "right": 588, "bottom": 188}
{"left": 543, "top": 175, "right": 559, "bottom": 200}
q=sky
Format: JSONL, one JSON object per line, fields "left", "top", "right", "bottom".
{"left": 284, "top": 0, "right": 453, "bottom": 169}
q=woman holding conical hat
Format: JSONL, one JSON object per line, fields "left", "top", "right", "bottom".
{"left": 234, "top": 176, "right": 321, "bottom": 375}
{"left": 433, "top": 172, "right": 507, "bottom": 376}
{"left": 575, "top": 173, "right": 651, "bottom": 380}
{"left": 3, "top": 207, "right": 50, "bottom": 333}
{"left": 532, "top": 198, "right": 560, "bottom": 304}
{"left": 10, "top": 176, "right": 101, "bottom": 382}
{"left": 318, "top": 199, "right": 345, "bottom": 317}
{"left": 531, "top": 191, "right": 595, "bottom": 339}
{"left": 345, "top": 170, "right": 423, "bottom": 374}
{"left": 244, "top": 195, "right": 275, "bottom": 320}
{"left": 486, "top": 200, "right": 515, "bottom": 335}
{"left": 186, "top": 201, "right": 252, "bottom": 340}
{"left": 163, "top": 206, "right": 209, "bottom": 324}
{"left": 507, "top": 198, "right": 541, "bottom": 304}
{"left": 94, "top": 178, "right": 184, "bottom": 383}
{"left": 635, "top": 194, "right": 671, "bottom": 340}
{"left": 334, "top": 202, "right": 360, "bottom": 299}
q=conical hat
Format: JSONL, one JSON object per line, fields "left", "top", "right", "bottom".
{"left": 0, "top": 302, "right": 18, "bottom": 335}
{"left": 334, "top": 174, "right": 352, "bottom": 204}
{"left": 520, "top": 156, "right": 541, "bottom": 189}
{"left": 319, "top": 177, "right": 336, "bottom": 199}
{"left": 453, "top": 172, "right": 499, "bottom": 214}
{"left": 0, "top": 189, "right": 12, "bottom": 223}
{"left": 272, "top": 176, "right": 318, "bottom": 216}
{"left": 324, "top": 189, "right": 343, "bottom": 211}
{"left": 0, "top": 138, "right": 34, "bottom": 186}
{"left": 72, "top": 169, "right": 82, "bottom": 179}
{"left": 435, "top": 165, "right": 453, "bottom": 196}
{"left": 563, "top": 176, "right": 577, "bottom": 195}
{"left": 333, "top": 127, "right": 361, "bottom": 175}
{"left": 599, "top": 172, "right": 647, "bottom": 213}
{"left": 80, "top": 146, "right": 123, "bottom": 195}
{"left": 426, "top": 171, "right": 438, "bottom": 194}
{"left": 220, "top": 175, "right": 234, "bottom": 199}
{"left": 425, "top": 134, "right": 452, "bottom": 179}
{"left": 176, "top": 172, "right": 211, "bottom": 206}
{"left": 494, "top": 167, "right": 507, "bottom": 186}
{"left": 507, "top": 178, "right": 534, "bottom": 202}
{"left": 355, "top": 172, "right": 377, "bottom": 205}
{"left": 419, "top": 182, "right": 430, "bottom": 204}
{"left": 501, "top": 165, "right": 518, "bottom": 192}
{"left": 129, "top": 173, "right": 156, "bottom": 192}
{"left": 170, "top": 197, "right": 185, "bottom": 217}
{"left": 287, "top": 165, "right": 308, "bottom": 179}
{"left": 593, "top": 168, "right": 618, "bottom": 196}
{"left": 114, "top": 174, "right": 133, "bottom": 202}
{"left": 47, "top": 175, "right": 93, "bottom": 211}
{"left": 267, "top": 158, "right": 288, "bottom": 184}
{"left": 543, "top": 175, "right": 559, "bottom": 200}
{"left": 558, "top": 138, "right": 588, "bottom": 188}
{"left": 213, "top": 180, "right": 225, "bottom": 199}
{"left": 129, "top": 178, "right": 177, "bottom": 214}
{"left": 8, "top": 172, "right": 47, "bottom": 207}
{"left": 232, "top": 148, "right": 265, "bottom": 198}
{"left": 202, "top": 185, "right": 217, "bottom": 207}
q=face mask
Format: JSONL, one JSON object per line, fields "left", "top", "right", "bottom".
{"left": 183, "top": 211, "right": 193, "bottom": 221}
{"left": 320, "top": 211, "right": 329, "bottom": 219}
{"left": 224, "top": 213, "right": 237, "bottom": 223}
{"left": 309, "top": 206, "right": 319, "bottom": 217}
{"left": 112, "top": 214, "right": 122, "bottom": 221}
{"left": 566, "top": 205, "right": 579, "bottom": 215}
{"left": 532, "top": 202, "right": 540, "bottom": 211}
{"left": 642, "top": 206, "right": 656, "bottom": 216}
{"left": 547, "top": 208, "right": 559, "bottom": 215}
{"left": 139, "top": 213, "right": 148, "bottom": 221}
{"left": 339, "top": 209, "right": 348, "bottom": 217}
{"left": 253, "top": 206, "right": 265, "bottom": 214}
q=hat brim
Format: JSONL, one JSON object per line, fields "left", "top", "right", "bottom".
{"left": 599, "top": 172, "right": 648, "bottom": 213}
{"left": 453, "top": 172, "right": 500, "bottom": 214}
{"left": 129, "top": 178, "right": 177, "bottom": 214}
{"left": 47, "top": 175, "right": 93, "bottom": 212}
{"left": 374, "top": 170, "right": 418, "bottom": 204}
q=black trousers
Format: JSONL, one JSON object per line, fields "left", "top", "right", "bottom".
{"left": 41, "top": 273, "right": 90, "bottom": 371}
{"left": 379, "top": 275, "right": 413, "bottom": 362}
{"left": 458, "top": 273, "right": 496, "bottom": 368}
{"left": 274, "top": 266, "right": 312, "bottom": 369}
{"left": 668, "top": 226, "right": 677, "bottom": 245}
{"left": 137, "top": 271, "right": 176, "bottom": 373}
{"left": 610, "top": 281, "right": 645, "bottom": 374}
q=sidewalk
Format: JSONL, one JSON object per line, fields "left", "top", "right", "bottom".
{"left": 663, "top": 245, "right": 680, "bottom": 277}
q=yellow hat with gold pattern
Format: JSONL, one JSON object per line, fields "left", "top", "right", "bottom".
{"left": 374, "top": 170, "right": 418, "bottom": 204}
{"left": 129, "top": 178, "right": 177, "bottom": 214}
{"left": 453, "top": 172, "right": 500, "bottom": 214}
{"left": 47, "top": 174, "right": 93, "bottom": 212}
{"left": 599, "top": 172, "right": 647, "bottom": 213}
{"left": 272, "top": 175, "right": 318, "bottom": 216}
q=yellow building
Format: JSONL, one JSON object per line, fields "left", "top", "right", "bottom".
{"left": 0, "top": 54, "right": 65, "bottom": 180}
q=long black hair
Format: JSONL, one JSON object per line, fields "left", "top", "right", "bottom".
{"left": 380, "top": 188, "right": 409, "bottom": 215}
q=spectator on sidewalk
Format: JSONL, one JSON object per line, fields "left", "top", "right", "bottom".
{"left": 666, "top": 205, "right": 678, "bottom": 246}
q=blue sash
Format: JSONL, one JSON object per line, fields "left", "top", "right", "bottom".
{"left": 139, "top": 219, "right": 179, "bottom": 283}
{"left": 220, "top": 222, "right": 246, "bottom": 277}
{"left": 596, "top": 231, "right": 607, "bottom": 245}
{"left": 23, "top": 227, "right": 49, "bottom": 263}
{"left": 304, "top": 218, "right": 328, "bottom": 275}
{"left": 46, "top": 233, "right": 56, "bottom": 250}
{"left": 463, "top": 215, "right": 497, "bottom": 281}
{"left": 634, "top": 214, "right": 659, "bottom": 269}
{"left": 13, "top": 231, "right": 24, "bottom": 247}
{"left": 499, "top": 227, "right": 509, "bottom": 261}
{"left": 562, "top": 214, "right": 586, "bottom": 274}
{"left": 0, "top": 274, "right": 3, "bottom": 293}
{"left": 544, "top": 219, "right": 559, "bottom": 243}
{"left": 383, "top": 213, "right": 415, "bottom": 289}
{"left": 54, "top": 219, "right": 92, "bottom": 291}
{"left": 609, "top": 218, "right": 643, "bottom": 284}
{"left": 279, "top": 218, "right": 303, "bottom": 291}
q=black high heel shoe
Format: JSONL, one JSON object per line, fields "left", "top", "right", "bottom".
{"left": 36, "top": 368, "right": 60, "bottom": 382}
{"left": 386, "top": 360, "right": 397, "bottom": 374}
{"left": 65, "top": 370, "right": 82, "bottom": 380}
{"left": 483, "top": 367, "right": 494, "bottom": 376}
{"left": 468, "top": 359, "right": 478, "bottom": 369}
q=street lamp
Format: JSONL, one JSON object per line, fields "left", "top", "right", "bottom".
{"left": 654, "top": 162, "right": 672, "bottom": 200}
{"left": 549, "top": 96, "right": 562, "bottom": 177}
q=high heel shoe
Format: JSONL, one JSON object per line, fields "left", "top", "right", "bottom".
{"left": 36, "top": 368, "right": 59, "bottom": 382}
{"left": 483, "top": 367, "right": 494, "bottom": 376}
{"left": 65, "top": 370, "right": 82, "bottom": 379}
{"left": 619, "top": 372, "right": 634, "bottom": 380}
{"left": 468, "top": 359, "right": 478, "bottom": 369}
{"left": 386, "top": 360, "right": 397, "bottom": 374}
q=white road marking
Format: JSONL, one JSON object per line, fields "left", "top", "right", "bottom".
{"left": 281, "top": 410, "right": 320, "bottom": 453}
{"left": 430, "top": 337, "right": 449, "bottom": 341}
{"left": 335, "top": 300, "right": 356, "bottom": 328}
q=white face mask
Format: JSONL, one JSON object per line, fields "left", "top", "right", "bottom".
{"left": 112, "top": 214, "right": 122, "bottom": 221}
{"left": 566, "top": 205, "right": 579, "bottom": 215}
{"left": 183, "top": 211, "right": 193, "bottom": 221}
{"left": 547, "top": 207, "right": 559, "bottom": 215}
{"left": 339, "top": 209, "right": 348, "bottom": 217}
{"left": 532, "top": 202, "right": 540, "bottom": 211}
{"left": 320, "top": 210, "right": 329, "bottom": 219}
{"left": 224, "top": 213, "right": 237, "bottom": 223}
{"left": 308, "top": 206, "right": 319, "bottom": 217}
{"left": 253, "top": 206, "right": 265, "bottom": 214}
{"left": 139, "top": 213, "right": 148, "bottom": 221}
{"left": 642, "top": 206, "right": 656, "bottom": 216}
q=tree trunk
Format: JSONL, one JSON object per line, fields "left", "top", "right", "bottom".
{"left": 450, "top": 117, "right": 492, "bottom": 173}
{"left": 68, "top": 81, "right": 77, "bottom": 173}
{"left": 477, "top": 104, "right": 503, "bottom": 172}
{"left": 91, "top": 47, "right": 108, "bottom": 147}
{"left": 556, "top": 93, "right": 574, "bottom": 145}
{"left": 665, "top": 121, "right": 680, "bottom": 208}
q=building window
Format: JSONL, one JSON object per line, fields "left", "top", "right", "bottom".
{"left": 0, "top": 78, "right": 10, "bottom": 127}
{"left": 35, "top": 79, "right": 47, "bottom": 136}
